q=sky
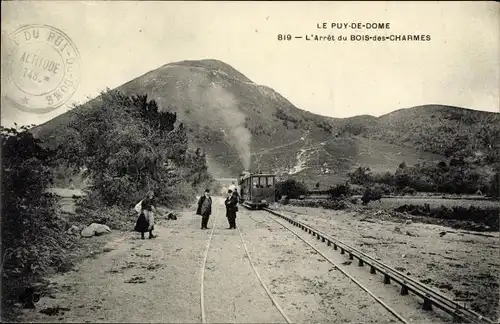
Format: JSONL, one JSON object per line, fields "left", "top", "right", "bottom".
{"left": 1, "top": 1, "right": 499, "bottom": 127}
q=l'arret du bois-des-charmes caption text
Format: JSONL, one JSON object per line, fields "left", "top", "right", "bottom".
{"left": 277, "top": 22, "right": 432, "bottom": 42}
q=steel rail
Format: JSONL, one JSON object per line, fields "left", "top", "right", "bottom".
{"left": 261, "top": 210, "right": 409, "bottom": 324}
{"left": 264, "top": 207, "right": 495, "bottom": 324}
{"left": 200, "top": 209, "right": 290, "bottom": 324}
{"left": 236, "top": 225, "right": 292, "bottom": 323}
{"left": 200, "top": 213, "right": 217, "bottom": 323}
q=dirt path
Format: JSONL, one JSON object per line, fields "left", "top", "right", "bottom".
{"left": 203, "top": 206, "right": 285, "bottom": 323}
{"left": 16, "top": 198, "right": 471, "bottom": 323}
{"left": 18, "top": 206, "right": 209, "bottom": 323}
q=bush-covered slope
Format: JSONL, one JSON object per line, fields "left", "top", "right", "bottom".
{"left": 31, "top": 60, "right": 499, "bottom": 186}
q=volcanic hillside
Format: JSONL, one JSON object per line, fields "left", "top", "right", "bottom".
{"left": 31, "top": 59, "right": 500, "bottom": 186}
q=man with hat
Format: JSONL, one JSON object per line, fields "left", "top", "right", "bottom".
{"left": 225, "top": 189, "right": 238, "bottom": 229}
{"left": 196, "top": 189, "right": 212, "bottom": 230}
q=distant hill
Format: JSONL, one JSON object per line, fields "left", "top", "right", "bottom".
{"left": 333, "top": 105, "right": 500, "bottom": 164}
{"left": 375, "top": 105, "right": 500, "bottom": 159}
{"left": 30, "top": 59, "right": 499, "bottom": 188}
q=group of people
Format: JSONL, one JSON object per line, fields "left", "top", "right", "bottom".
{"left": 133, "top": 187, "right": 240, "bottom": 239}
{"left": 196, "top": 188, "right": 239, "bottom": 230}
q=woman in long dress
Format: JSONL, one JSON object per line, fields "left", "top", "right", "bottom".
{"left": 134, "top": 191, "right": 158, "bottom": 239}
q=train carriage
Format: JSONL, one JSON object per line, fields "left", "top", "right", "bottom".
{"left": 238, "top": 172, "right": 276, "bottom": 209}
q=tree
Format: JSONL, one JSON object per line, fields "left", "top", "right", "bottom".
{"left": 394, "top": 166, "right": 411, "bottom": 189}
{"left": 348, "top": 166, "right": 371, "bottom": 185}
{"left": 477, "top": 121, "right": 500, "bottom": 164}
{"left": 276, "top": 179, "right": 308, "bottom": 199}
{"left": 327, "top": 184, "right": 350, "bottom": 199}
{"left": 488, "top": 170, "right": 499, "bottom": 199}
{"left": 361, "top": 186, "right": 383, "bottom": 205}
{"left": 59, "top": 89, "right": 209, "bottom": 207}
{"left": 1, "top": 125, "right": 65, "bottom": 307}
{"left": 437, "top": 161, "right": 448, "bottom": 169}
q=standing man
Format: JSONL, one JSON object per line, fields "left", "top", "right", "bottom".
{"left": 225, "top": 189, "right": 238, "bottom": 229}
{"left": 233, "top": 187, "right": 240, "bottom": 204}
{"left": 196, "top": 189, "right": 212, "bottom": 230}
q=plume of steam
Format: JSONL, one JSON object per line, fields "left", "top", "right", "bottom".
{"left": 202, "top": 86, "right": 252, "bottom": 170}
{"left": 182, "top": 69, "right": 252, "bottom": 171}
{"left": 186, "top": 77, "right": 251, "bottom": 171}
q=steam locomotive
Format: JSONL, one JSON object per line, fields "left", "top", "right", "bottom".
{"left": 238, "top": 171, "right": 276, "bottom": 209}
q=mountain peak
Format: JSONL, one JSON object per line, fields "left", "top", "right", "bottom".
{"left": 162, "top": 59, "right": 254, "bottom": 83}
{"left": 30, "top": 58, "right": 499, "bottom": 184}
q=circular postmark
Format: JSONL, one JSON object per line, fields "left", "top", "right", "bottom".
{"left": 4, "top": 24, "right": 81, "bottom": 114}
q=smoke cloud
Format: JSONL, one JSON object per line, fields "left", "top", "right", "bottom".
{"left": 186, "top": 76, "right": 252, "bottom": 171}
{"left": 203, "top": 86, "right": 251, "bottom": 170}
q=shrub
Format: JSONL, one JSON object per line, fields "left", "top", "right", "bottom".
{"left": 1, "top": 125, "right": 74, "bottom": 309}
{"left": 286, "top": 199, "right": 349, "bottom": 210}
{"left": 276, "top": 179, "right": 308, "bottom": 199}
{"left": 348, "top": 167, "right": 371, "bottom": 185}
{"left": 327, "top": 183, "right": 350, "bottom": 199}
{"left": 373, "top": 183, "right": 393, "bottom": 195}
{"left": 340, "top": 122, "right": 368, "bottom": 136}
{"left": 394, "top": 204, "right": 499, "bottom": 231}
{"left": 280, "top": 196, "right": 290, "bottom": 205}
{"left": 361, "top": 186, "right": 383, "bottom": 205}
{"left": 74, "top": 201, "right": 136, "bottom": 231}
{"left": 394, "top": 168, "right": 411, "bottom": 189}
{"left": 274, "top": 108, "right": 300, "bottom": 125}
{"left": 488, "top": 171, "right": 499, "bottom": 198}
{"left": 371, "top": 172, "right": 395, "bottom": 186}
{"left": 401, "top": 186, "right": 417, "bottom": 196}
{"left": 365, "top": 159, "right": 495, "bottom": 195}
{"left": 349, "top": 184, "right": 366, "bottom": 195}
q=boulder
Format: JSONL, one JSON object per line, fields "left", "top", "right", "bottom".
{"left": 81, "top": 223, "right": 111, "bottom": 238}
{"left": 94, "top": 224, "right": 111, "bottom": 235}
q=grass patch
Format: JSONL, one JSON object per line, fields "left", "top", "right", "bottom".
{"left": 377, "top": 197, "right": 499, "bottom": 210}
{"left": 286, "top": 198, "right": 353, "bottom": 210}
{"left": 282, "top": 197, "right": 499, "bottom": 232}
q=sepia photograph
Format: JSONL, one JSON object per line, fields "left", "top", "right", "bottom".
{"left": 1, "top": 1, "right": 499, "bottom": 323}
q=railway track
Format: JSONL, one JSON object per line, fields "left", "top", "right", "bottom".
{"left": 263, "top": 207, "right": 495, "bottom": 324}
{"left": 200, "top": 213, "right": 216, "bottom": 323}
{"left": 199, "top": 211, "right": 291, "bottom": 324}
{"left": 240, "top": 206, "right": 411, "bottom": 323}
{"left": 235, "top": 224, "right": 292, "bottom": 323}
{"left": 259, "top": 209, "right": 409, "bottom": 324}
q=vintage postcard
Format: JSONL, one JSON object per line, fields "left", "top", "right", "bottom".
{"left": 1, "top": 1, "right": 499, "bottom": 323}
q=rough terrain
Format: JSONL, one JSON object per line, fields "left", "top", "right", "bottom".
{"left": 12, "top": 198, "right": 462, "bottom": 323}
{"left": 272, "top": 204, "right": 500, "bottom": 321}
